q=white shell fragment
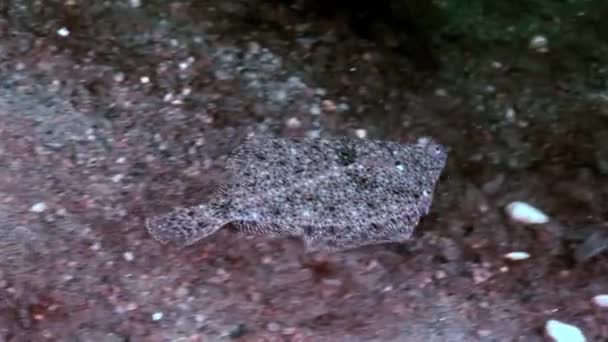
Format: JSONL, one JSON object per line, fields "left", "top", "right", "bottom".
{"left": 529, "top": 35, "right": 549, "bottom": 53}
{"left": 56, "top": 27, "right": 70, "bottom": 37}
{"left": 592, "top": 294, "right": 608, "bottom": 308}
{"left": 545, "top": 320, "right": 586, "bottom": 342}
{"left": 503, "top": 251, "right": 530, "bottom": 261}
{"left": 505, "top": 201, "right": 549, "bottom": 224}
{"left": 355, "top": 129, "right": 367, "bottom": 139}
{"left": 29, "top": 202, "right": 48, "bottom": 213}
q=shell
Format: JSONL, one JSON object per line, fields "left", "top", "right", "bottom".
{"left": 505, "top": 201, "right": 549, "bottom": 224}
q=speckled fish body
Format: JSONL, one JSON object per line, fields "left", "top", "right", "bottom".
{"left": 146, "top": 136, "right": 448, "bottom": 252}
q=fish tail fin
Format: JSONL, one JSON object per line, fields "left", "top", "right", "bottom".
{"left": 146, "top": 205, "right": 224, "bottom": 247}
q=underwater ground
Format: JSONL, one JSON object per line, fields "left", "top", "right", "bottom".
{"left": 1, "top": 1, "right": 607, "bottom": 340}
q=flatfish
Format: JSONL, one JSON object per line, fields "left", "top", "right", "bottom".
{"left": 146, "top": 136, "right": 448, "bottom": 252}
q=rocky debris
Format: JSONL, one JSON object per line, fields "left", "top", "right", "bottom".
{"left": 505, "top": 201, "right": 549, "bottom": 225}
{"left": 503, "top": 251, "right": 530, "bottom": 261}
{"left": 545, "top": 319, "right": 586, "bottom": 342}
{"left": 591, "top": 294, "right": 608, "bottom": 308}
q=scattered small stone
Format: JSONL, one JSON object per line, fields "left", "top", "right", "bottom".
{"left": 503, "top": 251, "right": 530, "bottom": 261}
{"left": 151, "top": 312, "right": 164, "bottom": 321}
{"left": 57, "top": 27, "right": 70, "bottom": 37}
{"left": 491, "top": 61, "right": 503, "bottom": 69}
{"left": 247, "top": 41, "right": 261, "bottom": 55}
{"left": 194, "top": 314, "right": 206, "bottom": 323}
{"left": 90, "top": 242, "right": 101, "bottom": 251}
{"left": 337, "top": 103, "right": 350, "bottom": 112}
{"left": 505, "top": 107, "right": 516, "bottom": 121}
{"left": 30, "top": 202, "right": 48, "bottom": 213}
{"left": 315, "top": 88, "right": 327, "bottom": 96}
{"left": 484, "top": 85, "right": 496, "bottom": 94}
{"left": 545, "top": 319, "right": 586, "bottom": 342}
{"left": 477, "top": 329, "right": 492, "bottom": 337}
{"left": 309, "top": 103, "right": 321, "bottom": 115}
{"left": 113, "top": 72, "right": 125, "bottom": 83}
{"left": 175, "top": 286, "right": 190, "bottom": 298}
{"left": 129, "top": 0, "right": 141, "bottom": 8}
{"left": 321, "top": 278, "right": 342, "bottom": 286}
{"left": 111, "top": 174, "right": 124, "bottom": 183}
{"left": 472, "top": 267, "right": 492, "bottom": 285}
{"left": 140, "top": 76, "right": 150, "bottom": 84}
{"left": 272, "top": 89, "right": 288, "bottom": 103}
{"left": 306, "top": 129, "right": 321, "bottom": 139}
{"left": 123, "top": 252, "right": 134, "bottom": 262}
{"left": 354, "top": 129, "right": 367, "bottom": 139}
{"left": 435, "top": 270, "right": 447, "bottom": 280}
{"left": 228, "top": 324, "right": 247, "bottom": 339}
{"left": 529, "top": 35, "right": 549, "bottom": 53}
{"left": 505, "top": 201, "right": 549, "bottom": 224}
{"left": 321, "top": 99, "right": 336, "bottom": 112}
{"left": 285, "top": 117, "right": 302, "bottom": 129}
{"left": 592, "top": 294, "right": 608, "bottom": 308}
{"left": 282, "top": 327, "right": 298, "bottom": 335}
{"left": 266, "top": 322, "right": 281, "bottom": 332}
{"left": 434, "top": 88, "right": 448, "bottom": 97}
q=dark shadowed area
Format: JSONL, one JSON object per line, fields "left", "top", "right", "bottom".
{"left": 0, "top": 0, "right": 607, "bottom": 341}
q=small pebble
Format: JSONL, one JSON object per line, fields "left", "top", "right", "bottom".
{"left": 592, "top": 294, "right": 608, "bottom": 307}
{"left": 129, "top": 0, "right": 141, "bottom": 8}
{"left": 228, "top": 324, "right": 247, "bottom": 338}
{"left": 309, "top": 103, "right": 321, "bottom": 115}
{"left": 505, "top": 107, "right": 516, "bottom": 121}
{"left": 113, "top": 72, "right": 125, "bottom": 83}
{"left": 56, "top": 27, "right": 70, "bottom": 37}
{"left": 503, "top": 251, "right": 530, "bottom": 261}
{"left": 529, "top": 35, "right": 549, "bottom": 53}
{"left": 321, "top": 99, "right": 336, "bottom": 112}
{"left": 434, "top": 88, "right": 448, "bottom": 97}
{"left": 355, "top": 129, "right": 367, "bottom": 139}
{"left": 472, "top": 267, "right": 492, "bottom": 285}
{"left": 505, "top": 201, "right": 549, "bottom": 224}
{"left": 267, "top": 322, "right": 281, "bottom": 332}
{"left": 30, "top": 202, "right": 48, "bottom": 213}
{"left": 151, "top": 312, "right": 164, "bottom": 321}
{"left": 285, "top": 117, "right": 302, "bottom": 129}
{"left": 111, "top": 174, "right": 124, "bottom": 183}
{"left": 140, "top": 76, "right": 150, "bottom": 84}
{"left": 195, "top": 314, "right": 206, "bottom": 323}
{"left": 545, "top": 319, "right": 586, "bottom": 342}
{"left": 123, "top": 252, "right": 135, "bottom": 262}
{"left": 175, "top": 287, "right": 190, "bottom": 298}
